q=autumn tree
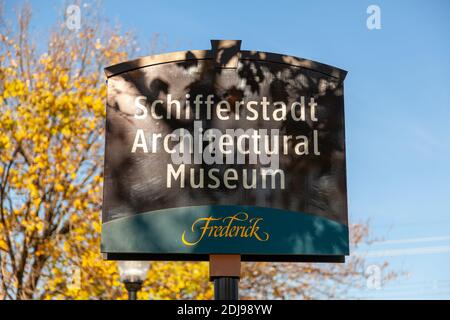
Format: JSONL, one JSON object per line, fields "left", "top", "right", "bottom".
{"left": 0, "top": 2, "right": 395, "bottom": 300}
{"left": 240, "top": 223, "right": 397, "bottom": 299}
{"left": 0, "top": 2, "right": 209, "bottom": 300}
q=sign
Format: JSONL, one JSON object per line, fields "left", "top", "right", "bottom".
{"left": 101, "top": 40, "right": 349, "bottom": 262}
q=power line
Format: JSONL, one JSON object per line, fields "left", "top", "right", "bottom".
{"left": 372, "top": 235, "right": 450, "bottom": 245}
{"left": 354, "top": 244, "right": 450, "bottom": 257}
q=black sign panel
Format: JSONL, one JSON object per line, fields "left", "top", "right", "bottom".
{"left": 102, "top": 40, "right": 349, "bottom": 262}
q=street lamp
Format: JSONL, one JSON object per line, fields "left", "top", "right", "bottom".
{"left": 117, "top": 260, "right": 150, "bottom": 300}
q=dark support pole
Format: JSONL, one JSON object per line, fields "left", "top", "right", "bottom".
{"left": 128, "top": 289, "right": 137, "bottom": 301}
{"left": 124, "top": 281, "right": 142, "bottom": 300}
{"left": 210, "top": 255, "right": 241, "bottom": 300}
{"left": 214, "top": 277, "right": 239, "bottom": 300}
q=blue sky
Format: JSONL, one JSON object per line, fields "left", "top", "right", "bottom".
{"left": 4, "top": 0, "right": 450, "bottom": 299}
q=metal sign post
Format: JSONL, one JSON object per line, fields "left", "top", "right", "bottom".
{"left": 210, "top": 255, "right": 241, "bottom": 300}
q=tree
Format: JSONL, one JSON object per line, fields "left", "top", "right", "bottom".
{"left": 0, "top": 2, "right": 395, "bottom": 300}
{"left": 240, "top": 223, "right": 395, "bottom": 299}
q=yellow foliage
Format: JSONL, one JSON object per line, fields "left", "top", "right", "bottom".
{"left": 0, "top": 4, "right": 214, "bottom": 300}
{"left": 0, "top": 239, "right": 8, "bottom": 252}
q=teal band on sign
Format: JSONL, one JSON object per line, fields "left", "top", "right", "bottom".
{"left": 101, "top": 205, "right": 349, "bottom": 256}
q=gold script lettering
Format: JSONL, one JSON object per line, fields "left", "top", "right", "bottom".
{"left": 181, "top": 212, "right": 270, "bottom": 246}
